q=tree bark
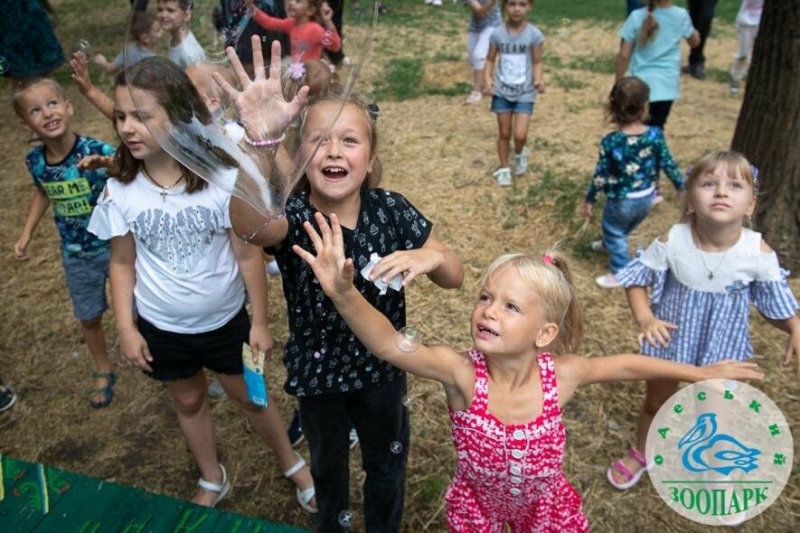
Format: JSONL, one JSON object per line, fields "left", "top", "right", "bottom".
{"left": 731, "top": 0, "right": 800, "bottom": 270}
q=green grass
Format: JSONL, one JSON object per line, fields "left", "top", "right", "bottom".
{"left": 551, "top": 72, "right": 588, "bottom": 92}
{"left": 567, "top": 54, "right": 617, "bottom": 75}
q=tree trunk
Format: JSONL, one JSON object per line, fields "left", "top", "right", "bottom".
{"left": 731, "top": 0, "right": 800, "bottom": 270}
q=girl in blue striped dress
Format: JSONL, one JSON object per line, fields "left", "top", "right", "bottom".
{"left": 606, "top": 150, "right": 800, "bottom": 490}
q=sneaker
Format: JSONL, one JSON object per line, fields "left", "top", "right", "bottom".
{"left": 728, "top": 81, "right": 740, "bottom": 95}
{"left": 590, "top": 240, "right": 605, "bottom": 252}
{"left": 687, "top": 64, "right": 706, "bottom": 80}
{"left": 266, "top": 260, "right": 280, "bottom": 277}
{"left": 464, "top": 91, "right": 482, "bottom": 105}
{"left": 348, "top": 427, "right": 360, "bottom": 450}
{"left": 207, "top": 378, "right": 226, "bottom": 399}
{"left": 596, "top": 273, "right": 623, "bottom": 289}
{"left": 493, "top": 167, "right": 512, "bottom": 187}
{"left": 651, "top": 191, "right": 664, "bottom": 206}
{"left": 513, "top": 147, "right": 529, "bottom": 176}
{"left": 0, "top": 386, "right": 18, "bottom": 412}
{"left": 287, "top": 409, "right": 305, "bottom": 448}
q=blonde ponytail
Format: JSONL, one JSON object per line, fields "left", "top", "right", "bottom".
{"left": 638, "top": 0, "right": 659, "bottom": 46}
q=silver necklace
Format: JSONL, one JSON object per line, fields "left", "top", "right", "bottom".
{"left": 699, "top": 247, "right": 732, "bottom": 280}
{"left": 142, "top": 164, "right": 184, "bottom": 201}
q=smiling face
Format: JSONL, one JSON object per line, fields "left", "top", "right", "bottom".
{"left": 156, "top": 0, "right": 190, "bottom": 33}
{"left": 470, "top": 265, "right": 556, "bottom": 358}
{"left": 17, "top": 82, "right": 74, "bottom": 141}
{"left": 301, "top": 101, "right": 375, "bottom": 208}
{"left": 687, "top": 163, "right": 756, "bottom": 227}
{"left": 287, "top": 0, "right": 315, "bottom": 21}
{"left": 113, "top": 85, "right": 169, "bottom": 161}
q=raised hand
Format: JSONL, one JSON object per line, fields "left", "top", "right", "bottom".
{"left": 213, "top": 37, "right": 309, "bottom": 141}
{"left": 292, "top": 212, "right": 356, "bottom": 301}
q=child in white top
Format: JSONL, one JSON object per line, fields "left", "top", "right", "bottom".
{"left": 157, "top": 0, "right": 207, "bottom": 69}
{"left": 87, "top": 56, "right": 316, "bottom": 511}
{"left": 464, "top": 0, "right": 502, "bottom": 105}
{"left": 607, "top": 150, "right": 800, "bottom": 491}
{"left": 729, "top": 0, "right": 763, "bottom": 95}
{"left": 294, "top": 214, "right": 765, "bottom": 532}
{"left": 484, "top": 0, "right": 545, "bottom": 186}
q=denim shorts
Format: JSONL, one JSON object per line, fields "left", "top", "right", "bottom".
{"left": 61, "top": 249, "right": 110, "bottom": 321}
{"left": 490, "top": 96, "right": 534, "bottom": 114}
{"left": 137, "top": 306, "right": 249, "bottom": 382}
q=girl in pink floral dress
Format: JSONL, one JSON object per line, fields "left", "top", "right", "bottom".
{"left": 294, "top": 214, "right": 764, "bottom": 532}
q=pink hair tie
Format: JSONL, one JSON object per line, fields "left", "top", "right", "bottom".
{"left": 542, "top": 254, "right": 554, "bottom": 265}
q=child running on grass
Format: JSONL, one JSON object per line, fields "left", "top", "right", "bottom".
{"left": 580, "top": 76, "right": 684, "bottom": 289}
{"left": 295, "top": 214, "right": 765, "bottom": 532}
{"left": 607, "top": 150, "right": 800, "bottom": 495}
{"left": 484, "top": 0, "right": 545, "bottom": 186}
{"left": 219, "top": 38, "right": 464, "bottom": 531}
{"left": 12, "top": 77, "right": 117, "bottom": 409}
{"left": 87, "top": 56, "right": 316, "bottom": 511}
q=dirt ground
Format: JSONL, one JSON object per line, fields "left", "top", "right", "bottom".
{"left": 1, "top": 3, "right": 798, "bottom": 533}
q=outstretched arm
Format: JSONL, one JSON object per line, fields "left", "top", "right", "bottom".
{"left": 14, "top": 188, "right": 51, "bottom": 261}
{"left": 230, "top": 232, "right": 274, "bottom": 359}
{"left": 70, "top": 52, "right": 114, "bottom": 120}
{"left": 627, "top": 285, "right": 677, "bottom": 348}
{"left": 293, "top": 212, "right": 467, "bottom": 387}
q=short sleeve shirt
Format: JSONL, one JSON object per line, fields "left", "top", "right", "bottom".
{"left": 466, "top": 0, "right": 502, "bottom": 33}
{"left": 490, "top": 23, "right": 545, "bottom": 103}
{"left": 266, "top": 188, "right": 433, "bottom": 397}
{"left": 168, "top": 31, "right": 206, "bottom": 69}
{"left": 619, "top": 6, "right": 694, "bottom": 102}
{"left": 26, "top": 135, "right": 115, "bottom": 258}
{"left": 113, "top": 45, "right": 156, "bottom": 69}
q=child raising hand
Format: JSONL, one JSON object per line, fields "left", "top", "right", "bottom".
{"left": 295, "top": 213, "right": 765, "bottom": 532}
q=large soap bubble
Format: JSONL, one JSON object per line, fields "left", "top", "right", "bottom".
{"left": 120, "top": 0, "right": 381, "bottom": 231}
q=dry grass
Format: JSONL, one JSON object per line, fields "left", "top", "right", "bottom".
{"left": 0, "top": 3, "right": 798, "bottom": 532}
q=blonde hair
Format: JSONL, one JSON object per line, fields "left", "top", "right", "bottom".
{"left": 12, "top": 77, "right": 67, "bottom": 119}
{"left": 481, "top": 249, "right": 583, "bottom": 353}
{"left": 683, "top": 150, "right": 757, "bottom": 227}
{"left": 638, "top": 1, "right": 659, "bottom": 46}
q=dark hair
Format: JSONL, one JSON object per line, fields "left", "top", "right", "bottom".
{"left": 157, "top": 0, "right": 194, "bottom": 10}
{"left": 130, "top": 11, "right": 158, "bottom": 43}
{"left": 12, "top": 77, "right": 67, "bottom": 119}
{"left": 606, "top": 77, "right": 649, "bottom": 126}
{"left": 113, "top": 57, "right": 217, "bottom": 191}
{"left": 292, "top": 84, "right": 382, "bottom": 195}
{"left": 638, "top": 0, "right": 659, "bottom": 46}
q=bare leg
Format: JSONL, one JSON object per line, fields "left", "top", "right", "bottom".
{"left": 167, "top": 372, "right": 224, "bottom": 506}
{"left": 496, "top": 112, "right": 512, "bottom": 168}
{"left": 610, "top": 379, "right": 679, "bottom": 484}
{"left": 216, "top": 373, "right": 316, "bottom": 508}
{"left": 512, "top": 112, "right": 531, "bottom": 156}
{"left": 472, "top": 69, "right": 483, "bottom": 94}
{"left": 80, "top": 316, "right": 112, "bottom": 404}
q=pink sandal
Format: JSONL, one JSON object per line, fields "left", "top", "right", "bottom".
{"left": 607, "top": 447, "right": 648, "bottom": 490}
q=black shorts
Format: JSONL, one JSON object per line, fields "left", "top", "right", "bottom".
{"left": 137, "top": 306, "right": 249, "bottom": 382}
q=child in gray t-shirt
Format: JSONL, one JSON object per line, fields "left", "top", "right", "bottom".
{"left": 483, "top": 0, "right": 544, "bottom": 187}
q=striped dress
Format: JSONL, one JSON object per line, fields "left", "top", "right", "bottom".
{"left": 616, "top": 223, "right": 798, "bottom": 365}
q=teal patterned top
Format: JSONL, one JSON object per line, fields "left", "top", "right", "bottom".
{"left": 585, "top": 127, "right": 684, "bottom": 204}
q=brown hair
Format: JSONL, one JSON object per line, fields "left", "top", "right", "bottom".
{"left": 113, "top": 57, "right": 220, "bottom": 192}
{"left": 638, "top": 1, "right": 659, "bottom": 46}
{"left": 292, "top": 84, "right": 382, "bottom": 195}
{"left": 12, "top": 77, "right": 67, "bottom": 119}
{"left": 157, "top": 0, "right": 194, "bottom": 10}
{"left": 683, "top": 150, "right": 757, "bottom": 227}
{"left": 481, "top": 248, "right": 583, "bottom": 354}
{"left": 606, "top": 76, "right": 649, "bottom": 126}
{"left": 283, "top": 59, "right": 338, "bottom": 102}
{"left": 130, "top": 11, "right": 159, "bottom": 44}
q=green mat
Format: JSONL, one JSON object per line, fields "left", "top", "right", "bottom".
{"left": 0, "top": 455, "right": 308, "bottom": 533}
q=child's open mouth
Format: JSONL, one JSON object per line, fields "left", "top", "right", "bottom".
{"left": 477, "top": 324, "right": 499, "bottom": 338}
{"left": 322, "top": 166, "right": 348, "bottom": 179}
{"left": 44, "top": 120, "right": 61, "bottom": 131}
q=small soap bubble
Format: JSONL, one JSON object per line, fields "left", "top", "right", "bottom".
{"left": 313, "top": 351, "right": 321, "bottom": 359}
{"left": 71, "top": 350, "right": 80, "bottom": 359}
{"left": 394, "top": 326, "right": 421, "bottom": 353}
{"left": 390, "top": 441, "right": 403, "bottom": 454}
{"left": 75, "top": 39, "right": 93, "bottom": 60}
{"left": 0, "top": 56, "right": 8, "bottom": 75}
{"left": 338, "top": 510, "right": 353, "bottom": 528}
{"left": 402, "top": 395, "right": 412, "bottom": 409}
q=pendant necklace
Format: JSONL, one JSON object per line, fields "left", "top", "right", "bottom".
{"left": 699, "top": 247, "right": 732, "bottom": 280}
{"left": 142, "top": 164, "right": 184, "bottom": 201}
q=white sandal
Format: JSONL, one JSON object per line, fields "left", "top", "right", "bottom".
{"left": 197, "top": 464, "right": 231, "bottom": 508}
{"left": 284, "top": 455, "right": 317, "bottom": 513}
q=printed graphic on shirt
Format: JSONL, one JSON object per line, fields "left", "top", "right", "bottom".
{"left": 132, "top": 206, "right": 225, "bottom": 274}
{"left": 499, "top": 53, "right": 527, "bottom": 87}
{"left": 42, "top": 178, "right": 93, "bottom": 216}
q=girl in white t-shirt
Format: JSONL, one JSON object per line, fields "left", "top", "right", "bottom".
{"left": 87, "top": 56, "right": 317, "bottom": 512}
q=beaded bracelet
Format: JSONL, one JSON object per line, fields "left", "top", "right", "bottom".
{"left": 244, "top": 132, "right": 285, "bottom": 148}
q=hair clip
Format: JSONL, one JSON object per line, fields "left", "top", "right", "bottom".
{"left": 751, "top": 165, "right": 759, "bottom": 186}
{"left": 542, "top": 254, "right": 554, "bottom": 265}
{"left": 289, "top": 61, "right": 306, "bottom": 81}
{"left": 367, "top": 103, "right": 380, "bottom": 121}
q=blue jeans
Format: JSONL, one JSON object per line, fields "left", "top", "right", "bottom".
{"left": 602, "top": 196, "right": 653, "bottom": 273}
{"left": 299, "top": 376, "right": 409, "bottom": 532}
